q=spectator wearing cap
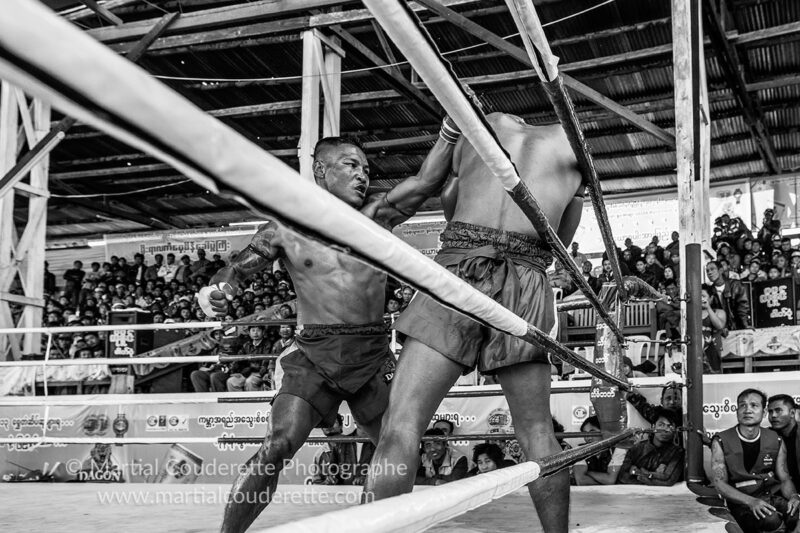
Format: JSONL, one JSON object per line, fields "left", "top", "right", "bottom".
{"left": 791, "top": 250, "right": 800, "bottom": 278}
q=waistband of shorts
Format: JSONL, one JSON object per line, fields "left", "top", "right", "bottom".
{"left": 297, "top": 322, "right": 388, "bottom": 337}
{"left": 440, "top": 221, "right": 553, "bottom": 262}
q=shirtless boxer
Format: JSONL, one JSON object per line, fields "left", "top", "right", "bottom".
{"left": 198, "top": 128, "right": 458, "bottom": 533}
{"left": 366, "top": 112, "right": 584, "bottom": 533}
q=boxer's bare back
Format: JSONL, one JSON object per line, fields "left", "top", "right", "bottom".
{"left": 449, "top": 112, "right": 583, "bottom": 239}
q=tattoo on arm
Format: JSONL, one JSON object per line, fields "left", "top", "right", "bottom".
{"left": 711, "top": 440, "right": 728, "bottom": 486}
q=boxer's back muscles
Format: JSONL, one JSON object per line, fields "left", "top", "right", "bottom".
{"left": 451, "top": 112, "right": 584, "bottom": 244}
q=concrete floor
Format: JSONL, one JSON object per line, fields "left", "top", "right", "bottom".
{"left": 0, "top": 482, "right": 727, "bottom": 532}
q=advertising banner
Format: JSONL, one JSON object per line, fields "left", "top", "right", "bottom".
{"left": 392, "top": 215, "right": 447, "bottom": 259}
{"left": 4, "top": 373, "right": 799, "bottom": 484}
{"left": 103, "top": 227, "right": 258, "bottom": 264}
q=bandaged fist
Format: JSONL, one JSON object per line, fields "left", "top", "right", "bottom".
{"left": 197, "top": 282, "right": 235, "bottom": 317}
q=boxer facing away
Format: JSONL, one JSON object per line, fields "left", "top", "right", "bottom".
{"left": 198, "top": 127, "right": 458, "bottom": 533}
{"left": 366, "top": 112, "right": 584, "bottom": 532}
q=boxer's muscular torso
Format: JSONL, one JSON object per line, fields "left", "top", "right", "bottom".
{"left": 250, "top": 215, "right": 387, "bottom": 327}
{"left": 449, "top": 112, "right": 583, "bottom": 239}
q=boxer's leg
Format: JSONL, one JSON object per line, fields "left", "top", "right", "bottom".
{"left": 221, "top": 394, "right": 321, "bottom": 533}
{"left": 365, "top": 338, "right": 463, "bottom": 500}
{"left": 497, "top": 362, "right": 569, "bottom": 533}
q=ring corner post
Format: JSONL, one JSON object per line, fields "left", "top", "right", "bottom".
{"left": 685, "top": 243, "right": 705, "bottom": 484}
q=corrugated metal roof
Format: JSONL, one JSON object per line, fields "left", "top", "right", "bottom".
{"left": 19, "top": 0, "right": 799, "bottom": 241}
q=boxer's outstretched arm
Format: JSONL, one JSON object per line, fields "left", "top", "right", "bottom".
{"left": 211, "top": 221, "right": 282, "bottom": 286}
{"left": 370, "top": 137, "right": 457, "bottom": 227}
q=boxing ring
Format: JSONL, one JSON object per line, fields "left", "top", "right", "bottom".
{"left": 0, "top": 0, "right": 711, "bottom": 531}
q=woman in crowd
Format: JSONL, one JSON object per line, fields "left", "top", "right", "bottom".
{"left": 468, "top": 442, "right": 514, "bottom": 476}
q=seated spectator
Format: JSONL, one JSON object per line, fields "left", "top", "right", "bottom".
{"left": 627, "top": 383, "right": 683, "bottom": 424}
{"left": 712, "top": 389, "right": 800, "bottom": 533}
{"left": 663, "top": 265, "right": 677, "bottom": 284}
{"left": 570, "top": 241, "right": 587, "bottom": 269}
{"left": 416, "top": 428, "right": 468, "bottom": 486}
{"left": 645, "top": 252, "right": 664, "bottom": 284}
{"left": 468, "top": 442, "right": 514, "bottom": 476}
{"left": 633, "top": 259, "right": 656, "bottom": 286}
{"left": 572, "top": 416, "right": 627, "bottom": 485}
{"left": 767, "top": 394, "right": 799, "bottom": 490}
{"left": 701, "top": 284, "right": 725, "bottom": 374}
{"left": 386, "top": 297, "right": 401, "bottom": 314}
{"left": 774, "top": 254, "right": 791, "bottom": 278}
{"left": 744, "top": 258, "right": 767, "bottom": 282}
{"left": 705, "top": 261, "right": 751, "bottom": 331}
{"left": 619, "top": 407, "right": 684, "bottom": 486}
{"left": 227, "top": 325, "right": 270, "bottom": 391}
{"left": 311, "top": 415, "right": 374, "bottom": 486}
{"left": 190, "top": 330, "right": 229, "bottom": 393}
{"left": 582, "top": 260, "right": 602, "bottom": 294}
{"left": 622, "top": 356, "right": 647, "bottom": 378}
{"left": 656, "top": 280, "right": 681, "bottom": 340}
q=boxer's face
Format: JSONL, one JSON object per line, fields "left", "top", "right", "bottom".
{"left": 314, "top": 144, "right": 369, "bottom": 208}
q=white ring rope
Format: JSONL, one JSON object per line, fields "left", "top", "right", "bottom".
{"left": 0, "top": 355, "right": 231, "bottom": 367}
{"left": 0, "top": 321, "right": 224, "bottom": 335}
{"left": 260, "top": 462, "right": 542, "bottom": 533}
{"left": 0, "top": 0, "right": 534, "bottom": 342}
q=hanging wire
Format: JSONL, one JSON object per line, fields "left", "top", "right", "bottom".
{"left": 152, "top": 0, "right": 616, "bottom": 84}
{"left": 50, "top": 178, "right": 192, "bottom": 198}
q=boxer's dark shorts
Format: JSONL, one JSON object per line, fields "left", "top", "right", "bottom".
{"left": 275, "top": 323, "right": 395, "bottom": 428}
{"left": 395, "top": 221, "right": 556, "bottom": 374}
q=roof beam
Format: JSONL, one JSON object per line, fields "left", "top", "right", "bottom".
{"left": 414, "top": 0, "right": 674, "bottom": 145}
{"left": 702, "top": 0, "right": 780, "bottom": 174}
{"left": 93, "top": 0, "right": 476, "bottom": 51}
{"left": 77, "top": 0, "right": 124, "bottom": 26}
{"left": 63, "top": 0, "right": 139, "bottom": 22}
{"left": 326, "top": 25, "right": 441, "bottom": 119}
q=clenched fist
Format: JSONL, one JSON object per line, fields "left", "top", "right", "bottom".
{"left": 197, "top": 282, "right": 235, "bottom": 317}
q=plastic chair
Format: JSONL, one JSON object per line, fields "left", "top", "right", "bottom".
{"left": 625, "top": 335, "right": 652, "bottom": 367}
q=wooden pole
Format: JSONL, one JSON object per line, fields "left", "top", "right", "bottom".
{"left": 0, "top": 82, "right": 20, "bottom": 359}
{"left": 298, "top": 30, "right": 320, "bottom": 181}
{"left": 672, "top": 0, "right": 707, "bottom": 485}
